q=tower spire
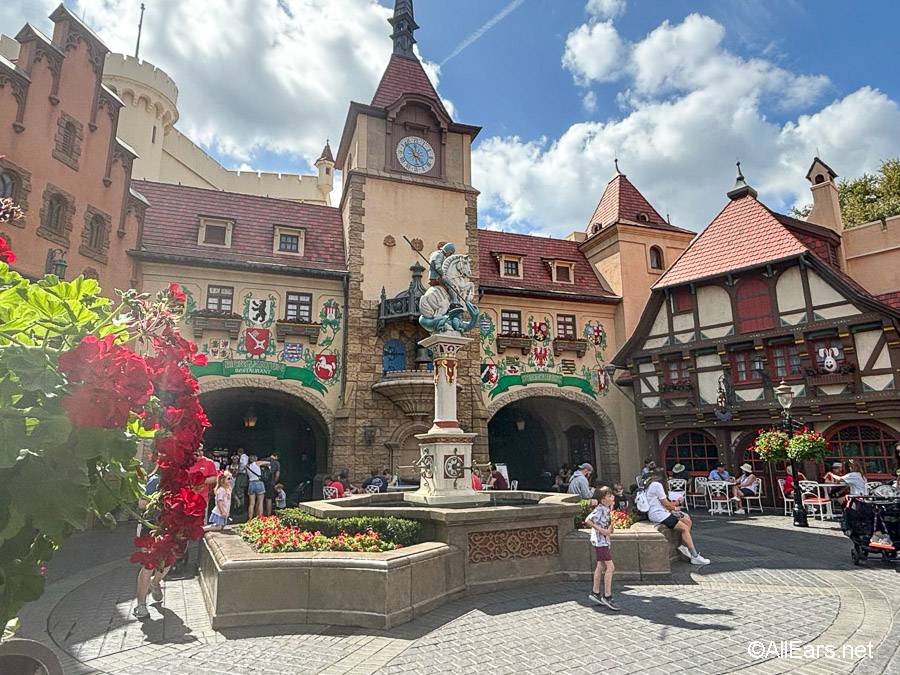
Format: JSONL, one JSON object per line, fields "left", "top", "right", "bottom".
{"left": 389, "top": 0, "right": 418, "bottom": 59}
{"left": 727, "top": 160, "right": 758, "bottom": 200}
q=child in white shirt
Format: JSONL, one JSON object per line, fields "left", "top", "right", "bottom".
{"left": 204, "top": 472, "right": 232, "bottom": 532}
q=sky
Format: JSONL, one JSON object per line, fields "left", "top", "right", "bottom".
{"left": 3, "top": 0, "right": 900, "bottom": 236}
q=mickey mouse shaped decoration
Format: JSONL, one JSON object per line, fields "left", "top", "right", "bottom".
{"left": 819, "top": 346, "right": 841, "bottom": 373}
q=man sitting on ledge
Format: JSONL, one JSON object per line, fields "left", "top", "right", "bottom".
{"left": 567, "top": 463, "right": 594, "bottom": 499}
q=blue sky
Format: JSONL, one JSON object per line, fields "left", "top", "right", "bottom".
{"left": 3, "top": 0, "right": 899, "bottom": 234}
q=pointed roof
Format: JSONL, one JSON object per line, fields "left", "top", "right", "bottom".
{"left": 806, "top": 156, "right": 838, "bottom": 182}
{"left": 587, "top": 173, "right": 689, "bottom": 233}
{"left": 317, "top": 140, "right": 333, "bottom": 163}
{"left": 653, "top": 193, "right": 808, "bottom": 288}
{"left": 371, "top": 53, "right": 446, "bottom": 114}
{"left": 388, "top": 0, "right": 418, "bottom": 59}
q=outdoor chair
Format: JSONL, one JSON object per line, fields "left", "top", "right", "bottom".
{"left": 866, "top": 481, "right": 882, "bottom": 496}
{"left": 777, "top": 478, "right": 793, "bottom": 516}
{"left": 364, "top": 484, "right": 381, "bottom": 494}
{"left": 742, "top": 478, "right": 764, "bottom": 514}
{"left": 706, "top": 480, "right": 732, "bottom": 516}
{"left": 686, "top": 476, "right": 708, "bottom": 510}
{"left": 509, "top": 480, "right": 519, "bottom": 490}
{"left": 798, "top": 480, "right": 833, "bottom": 521}
{"left": 667, "top": 478, "right": 688, "bottom": 511}
{"left": 322, "top": 485, "right": 340, "bottom": 500}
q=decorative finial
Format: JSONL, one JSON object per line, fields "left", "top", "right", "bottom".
{"left": 389, "top": 0, "right": 418, "bottom": 59}
{"left": 727, "top": 159, "right": 758, "bottom": 200}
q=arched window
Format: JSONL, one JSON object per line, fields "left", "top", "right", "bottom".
{"left": 649, "top": 246, "right": 664, "bottom": 270}
{"left": 46, "top": 195, "right": 65, "bottom": 232}
{"left": 735, "top": 278, "right": 773, "bottom": 332}
{"left": 88, "top": 215, "right": 105, "bottom": 250}
{"left": 61, "top": 121, "right": 77, "bottom": 156}
{"left": 0, "top": 171, "right": 16, "bottom": 200}
{"left": 382, "top": 339, "right": 407, "bottom": 374}
{"left": 663, "top": 430, "right": 719, "bottom": 473}
{"left": 826, "top": 423, "right": 898, "bottom": 477}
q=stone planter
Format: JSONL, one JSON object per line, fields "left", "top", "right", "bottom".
{"left": 275, "top": 321, "right": 321, "bottom": 343}
{"left": 0, "top": 638, "right": 63, "bottom": 675}
{"left": 552, "top": 338, "right": 588, "bottom": 357}
{"left": 496, "top": 335, "right": 531, "bottom": 354}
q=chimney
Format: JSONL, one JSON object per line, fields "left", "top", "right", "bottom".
{"left": 805, "top": 157, "right": 843, "bottom": 235}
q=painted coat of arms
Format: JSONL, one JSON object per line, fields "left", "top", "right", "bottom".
{"left": 243, "top": 293, "right": 276, "bottom": 327}
{"left": 282, "top": 342, "right": 304, "bottom": 363}
{"left": 313, "top": 352, "right": 338, "bottom": 381}
{"left": 242, "top": 328, "right": 273, "bottom": 357}
{"left": 529, "top": 317, "right": 550, "bottom": 342}
{"left": 590, "top": 367, "right": 608, "bottom": 393}
{"left": 481, "top": 362, "right": 499, "bottom": 387}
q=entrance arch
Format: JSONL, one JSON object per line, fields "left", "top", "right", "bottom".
{"left": 486, "top": 387, "right": 619, "bottom": 490}
{"left": 198, "top": 376, "right": 332, "bottom": 495}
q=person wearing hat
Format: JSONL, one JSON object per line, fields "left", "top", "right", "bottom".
{"left": 730, "top": 463, "right": 758, "bottom": 515}
{"left": 567, "top": 463, "right": 594, "bottom": 499}
{"left": 708, "top": 461, "right": 730, "bottom": 482}
{"left": 671, "top": 463, "right": 691, "bottom": 481}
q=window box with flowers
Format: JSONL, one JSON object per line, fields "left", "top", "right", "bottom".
{"left": 189, "top": 308, "right": 243, "bottom": 339}
{"left": 659, "top": 380, "right": 694, "bottom": 399}
{"left": 275, "top": 319, "right": 321, "bottom": 343}
{"left": 497, "top": 333, "right": 531, "bottom": 354}
{"left": 552, "top": 337, "right": 588, "bottom": 357}
{"left": 806, "top": 363, "right": 855, "bottom": 388}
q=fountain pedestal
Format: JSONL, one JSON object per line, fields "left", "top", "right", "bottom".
{"left": 407, "top": 332, "right": 489, "bottom": 506}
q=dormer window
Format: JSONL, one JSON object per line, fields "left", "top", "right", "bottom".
{"left": 500, "top": 255, "right": 523, "bottom": 279}
{"left": 198, "top": 217, "right": 233, "bottom": 248}
{"left": 552, "top": 261, "right": 574, "bottom": 284}
{"left": 637, "top": 212, "right": 650, "bottom": 222}
{"left": 273, "top": 225, "right": 305, "bottom": 257}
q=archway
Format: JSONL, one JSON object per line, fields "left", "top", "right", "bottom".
{"left": 486, "top": 387, "right": 619, "bottom": 490}
{"left": 198, "top": 377, "right": 331, "bottom": 497}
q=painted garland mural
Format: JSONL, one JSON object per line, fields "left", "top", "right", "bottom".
{"left": 181, "top": 288, "right": 343, "bottom": 396}
{"left": 479, "top": 313, "right": 609, "bottom": 398}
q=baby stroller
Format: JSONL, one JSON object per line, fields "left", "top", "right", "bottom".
{"left": 841, "top": 489, "right": 900, "bottom": 568}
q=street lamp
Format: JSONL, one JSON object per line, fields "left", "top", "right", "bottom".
{"left": 775, "top": 380, "right": 808, "bottom": 527}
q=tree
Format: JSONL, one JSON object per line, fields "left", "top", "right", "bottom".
{"left": 791, "top": 158, "right": 900, "bottom": 227}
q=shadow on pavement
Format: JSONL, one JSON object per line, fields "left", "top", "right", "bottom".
{"left": 620, "top": 592, "right": 735, "bottom": 631}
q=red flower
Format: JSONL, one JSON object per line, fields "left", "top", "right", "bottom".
{"left": 0, "top": 234, "right": 15, "bottom": 264}
{"left": 165, "top": 283, "right": 187, "bottom": 305}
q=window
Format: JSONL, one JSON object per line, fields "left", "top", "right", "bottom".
{"left": 664, "top": 358, "right": 689, "bottom": 384}
{"left": 500, "top": 310, "right": 521, "bottom": 335}
{"left": 731, "top": 348, "right": 764, "bottom": 383}
{"left": 637, "top": 212, "right": 650, "bottom": 222}
{"left": 672, "top": 287, "right": 692, "bottom": 313}
{"left": 503, "top": 259, "right": 520, "bottom": 277}
{"left": 206, "top": 285, "right": 234, "bottom": 312}
{"left": 0, "top": 171, "right": 15, "bottom": 200}
{"left": 87, "top": 215, "right": 105, "bottom": 250}
{"left": 553, "top": 262, "right": 574, "bottom": 283}
{"left": 649, "top": 246, "right": 664, "bottom": 270}
{"left": 198, "top": 218, "right": 233, "bottom": 248}
{"left": 279, "top": 232, "right": 300, "bottom": 252}
{"left": 61, "top": 121, "right": 76, "bottom": 156}
{"left": 663, "top": 430, "right": 719, "bottom": 473}
{"left": 285, "top": 292, "right": 312, "bottom": 322}
{"left": 811, "top": 336, "right": 844, "bottom": 369}
{"left": 46, "top": 196, "right": 65, "bottom": 232}
{"left": 769, "top": 342, "right": 802, "bottom": 379}
{"left": 557, "top": 314, "right": 576, "bottom": 339}
{"left": 826, "top": 423, "right": 898, "bottom": 476}
{"left": 735, "top": 279, "right": 774, "bottom": 332}
{"left": 151, "top": 126, "right": 157, "bottom": 144}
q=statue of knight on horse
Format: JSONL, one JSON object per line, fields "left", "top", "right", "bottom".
{"left": 417, "top": 242, "right": 479, "bottom": 334}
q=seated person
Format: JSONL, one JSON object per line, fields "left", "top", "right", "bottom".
{"left": 323, "top": 475, "right": 345, "bottom": 498}
{"left": 670, "top": 463, "right": 691, "bottom": 481}
{"left": 708, "top": 462, "right": 730, "bottom": 481}
{"left": 361, "top": 468, "right": 391, "bottom": 493}
{"left": 337, "top": 468, "right": 361, "bottom": 495}
{"left": 644, "top": 465, "right": 710, "bottom": 565}
{"left": 488, "top": 464, "right": 508, "bottom": 490}
{"left": 839, "top": 459, "right": 867, "bottom": 497}
{"left": 730, "top": 463, "right": 758, "bottom": 515}
{"left": 471, "top": 467, "right": 484, "bottom": 491}
{"left": 823, "top": 462, "right": 849, "bottom": 498}
{"left": 781, "top": 461, "right": 807, "bottom": 499}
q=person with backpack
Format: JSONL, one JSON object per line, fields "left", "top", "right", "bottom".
{"left": 636, "top": 464, "right": 710, "bottom": 566}
{"left": 246, "top": 454, "right": 272, "bottom": 520}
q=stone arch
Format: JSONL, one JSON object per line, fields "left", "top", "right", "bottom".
{"left": 197, "top": 375, "right": 335, "bottom": 438}
{"left": 384, "top": 419, "right": 430, "bottom": 481}
{"left": 486, "top": 386, "right": 620, "bottom": 483}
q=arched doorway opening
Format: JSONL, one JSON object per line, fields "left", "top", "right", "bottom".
{"left": 824, "top": 422, "right": 899, "bottom": 478}
{"left": 200, "top": 386, "right": 329, "bottom": 498}
{"left": 486, "top": 389, "right": 619, "bottom": 491}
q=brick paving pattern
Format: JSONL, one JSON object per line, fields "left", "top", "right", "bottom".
{"left": 13, "top": 511, "right": 900, "bottom": 674}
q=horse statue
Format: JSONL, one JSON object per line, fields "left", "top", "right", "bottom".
{"left": 419, "top": 250, "right": 478, "bottom": 334}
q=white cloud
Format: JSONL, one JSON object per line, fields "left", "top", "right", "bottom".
{"left": 586, "top": 0, "right": 626, "bottom": 20}
{"left": 582, "top": 90, "right": 598, "bottom": 113}
{"left": 475, "top": 10, "right": 900, "bottom": 236}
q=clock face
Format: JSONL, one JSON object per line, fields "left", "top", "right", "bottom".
{"left": 396, "top": 136, "right": 436, "bottom": 174}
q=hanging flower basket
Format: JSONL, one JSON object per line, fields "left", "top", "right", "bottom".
{"left": 750, "top": 428, "right": 789, "bottom": 462}
{"left": 787, "top": 428, "right": 830, "bottom": 463}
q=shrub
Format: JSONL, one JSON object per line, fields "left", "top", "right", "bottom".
{"left": 277, "top": 508, "right": 421, "bottom": 548}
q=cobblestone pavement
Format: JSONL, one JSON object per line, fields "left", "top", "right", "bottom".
{"left": 15, "top": 512, "right": 900, "bottom": 674}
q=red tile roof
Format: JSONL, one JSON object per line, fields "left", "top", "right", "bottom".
{"left": 133, "top": 180, "right": 346, "bottom": 273}
{"left": 477, "top": 229, "right": 617, "bottom": 300}
{"left": 653, "top": 194, "right": 808, "bottom": 288}
{"left": 588, "top": 174, "right": 691, "bottom": 234}
{"left": 371, "top": 54, "right": 447, "bottom": 117}
{"left": 876, "top": 292, "right": 900, "bottom": 309}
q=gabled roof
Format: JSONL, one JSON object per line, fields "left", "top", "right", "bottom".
{"left": 587, "top": 173, "right": 690, "bottom": 234}
{"left": 133, "top": 180, "right": 346, "bottom": 275}
{"left": 371, "top": 54, "right": 447, "bottom": 118}
{"left": 477, "top": 229, "right": 618, "bottom": 302}
{"left": 653, "top": 193, "right": 808, "bottom": 289}
{"left": 806, "top": 156, "right": 837, "bottom": 182}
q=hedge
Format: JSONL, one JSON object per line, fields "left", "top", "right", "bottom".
{"left": 276, "top": 508, "right": 422, "bottom": 548}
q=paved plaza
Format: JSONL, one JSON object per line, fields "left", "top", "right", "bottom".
{"left": 16, "top": 512, "right": 900, "bottom": 675}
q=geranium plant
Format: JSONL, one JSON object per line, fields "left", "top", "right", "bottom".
{"left": 750, "top": 428, "right": 790, "bottom": 462}
{"left": 787, "top": 427, "right": 830, "bottom": 463}
{"left": 240, "top": 515, "right": 400, "bottom": 553}
{"left": 0, "top": 229, "right": 208, "bottom": 637}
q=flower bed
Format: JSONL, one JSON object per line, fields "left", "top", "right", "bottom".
{"left": 276, "top": 508, "right": 421, "bottom": 547}
{"left": 576, "top": 501, "right": 636, "bottom": 529}
{"left": 240, "top": 515, "right": 400, "bottom": 553}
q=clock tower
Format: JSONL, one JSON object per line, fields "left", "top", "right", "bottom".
{"left": 333, "top": 0, "right": 484, "bottom": 476}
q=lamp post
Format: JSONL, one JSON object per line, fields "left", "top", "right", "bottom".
{"left": 774, "top": 380, "right": 808, "bottom": 527}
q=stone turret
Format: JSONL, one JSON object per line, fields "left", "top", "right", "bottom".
{"left": 315, "top": 140, "right": 335, "bottom": 202}
{"left": 806, "top": 157, "right": 843, "bottom": 235}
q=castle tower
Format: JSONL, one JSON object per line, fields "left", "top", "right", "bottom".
{"left": 102, "top": 54, "right": 178, "bottom": 182}
{"left": 315, "top": 140, "right": 335, "bottom": 202}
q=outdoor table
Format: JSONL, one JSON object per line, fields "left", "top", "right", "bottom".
{"left": 386, "top": 484, "right": 418, "bottom": 492}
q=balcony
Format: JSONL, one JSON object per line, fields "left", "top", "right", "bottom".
{"left": 806, "top": 372, "right": 854, "bottom": 388}
{"left": 371, "top": 370, "right": 433, "bottom": 421}
{"left": 275, "top": 320, "right": 321, "bottom": 343}
{"left": 497, "top": 334, "right": 531, "bottom": 354}
{"left": 552, "top": 338, "right": 588, "bottom": 357}
{"left": 189, "top": 309, "right": 242, "bottom": 339}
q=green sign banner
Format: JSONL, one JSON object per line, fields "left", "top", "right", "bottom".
{"left": 488, "top": 372, "right": 596, "bottom": 399}
{"left": 190, "top": 359, "right": 327, "bottom": 394}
